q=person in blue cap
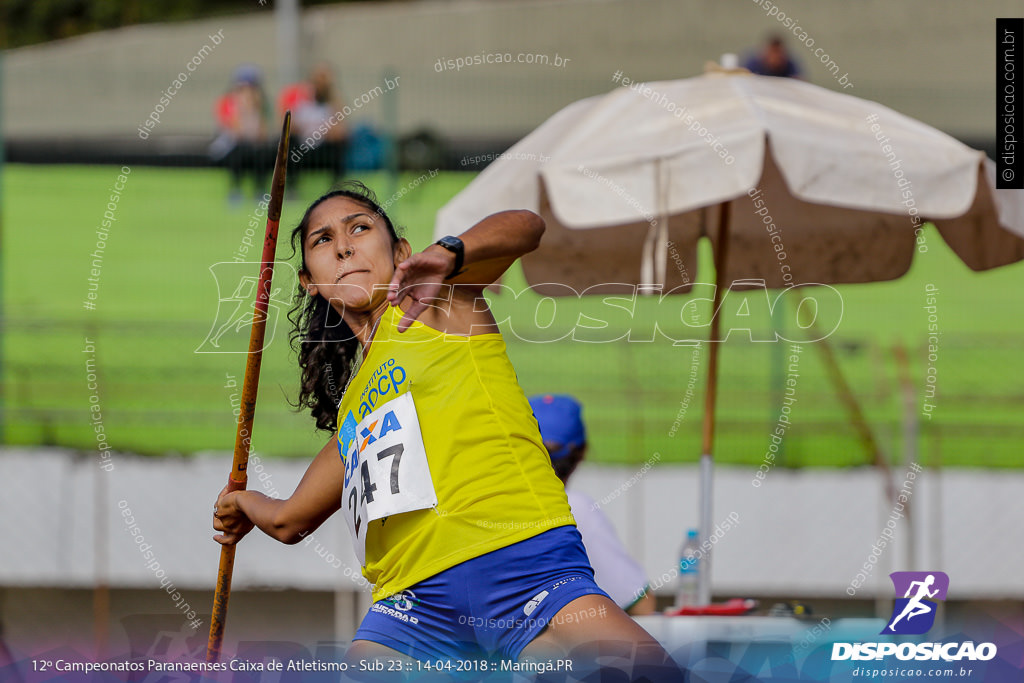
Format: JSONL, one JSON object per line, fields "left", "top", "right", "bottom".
{"left": 529, "top": 394, "right": 656, "bottom": 615}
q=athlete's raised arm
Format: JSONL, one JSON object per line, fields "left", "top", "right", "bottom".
{"left": 387, "top": 210, "right": 545, "bottom": 332}
{"left": 439, "top": 209, "right": 545, "bottom": 290}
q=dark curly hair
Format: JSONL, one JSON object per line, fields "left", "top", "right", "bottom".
{"left": 288, "top": 181, "right": 401, "bottom": 432}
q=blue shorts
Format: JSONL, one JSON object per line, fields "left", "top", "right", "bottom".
{"left": 353, "top": 525, "right": 610, "bottom": 662}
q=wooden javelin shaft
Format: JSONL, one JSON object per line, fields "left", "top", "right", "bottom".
{"left": 206, "top": 111, "right": 291, "bottom": 663}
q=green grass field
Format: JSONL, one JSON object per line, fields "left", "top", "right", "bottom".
{"left": 3, "top": 164, "right": 1023, "bottom": 468}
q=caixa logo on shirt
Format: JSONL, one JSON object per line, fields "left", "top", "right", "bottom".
{"left": 832, "top": 572, "right": 997, "bottom": 662}
{"left": 337, "top": 359, "right": 407, "bottom": 472}
{"left": 337, "top": 407, "right": 404, "bottom": 487}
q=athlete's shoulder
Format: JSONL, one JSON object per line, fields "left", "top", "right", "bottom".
{"left": 392, "top": 286, "right": 500, "bottom": 338}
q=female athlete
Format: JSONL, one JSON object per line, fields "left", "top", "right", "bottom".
{"left": 212, "top": 182, "right": 679, "bottom": 678}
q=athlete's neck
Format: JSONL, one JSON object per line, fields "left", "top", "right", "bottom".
{"left": 344, "top": 298, "right": 393, "bottom": 354}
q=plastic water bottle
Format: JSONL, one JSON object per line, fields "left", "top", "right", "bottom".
{"left": 677, "top": 529, "right": 700, "bottom": 608}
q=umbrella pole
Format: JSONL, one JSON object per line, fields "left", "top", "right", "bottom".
{"left": 697, "top": 201, "right": 731, "bottom": 606}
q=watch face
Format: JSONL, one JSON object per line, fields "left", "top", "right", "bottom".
{"left": 437, "top": 236, "right": 464, "bottom": 277}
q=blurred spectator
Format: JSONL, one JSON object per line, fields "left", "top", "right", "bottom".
{"left": 529, "top": 394, "right": 656, "bottom": 616}
{"left": 280, "top": 63, "right": 350, "bottom": 192}
{"left": 743, "top": 35, "right": 802, "bottom": 78}
{"left": 211, "top": 65, "right": 271, "bottom": 205}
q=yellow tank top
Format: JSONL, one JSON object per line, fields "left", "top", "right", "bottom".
{"left": 336, "top": 305, "right": 574, "bottom": 601}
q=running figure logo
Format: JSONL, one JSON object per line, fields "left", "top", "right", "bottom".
{"left": 881, "top": 571, "right": 949, "bottom": 635}
{"left": 196, "top": 261, "right": 295, "bottom": 353}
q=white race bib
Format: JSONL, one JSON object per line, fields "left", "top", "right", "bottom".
{"left": 339, "top": 391, "right": 437, "bottom": 564}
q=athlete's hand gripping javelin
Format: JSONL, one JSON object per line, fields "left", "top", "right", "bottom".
{"left": 213, "top": 482, "right": 256, "bottom": 545}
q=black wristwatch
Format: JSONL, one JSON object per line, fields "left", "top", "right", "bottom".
{"left": 435, "top": 235, "right": 466, "bottom": 279}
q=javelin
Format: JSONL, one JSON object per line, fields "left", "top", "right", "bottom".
{"left": 206, "top": 111, "right": 291, "bottom": 662}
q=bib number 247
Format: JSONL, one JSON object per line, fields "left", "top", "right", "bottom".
{"left": 339, "top": 392, "right": 436, "bottom": 564}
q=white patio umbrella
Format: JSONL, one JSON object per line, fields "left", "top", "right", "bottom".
{"left": 434, "top": 72, "right": 1024, "bottom": 605}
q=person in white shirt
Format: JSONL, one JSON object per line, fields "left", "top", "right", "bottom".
{"left": 529, "top": 394, "right": 656, "bottom": 615}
